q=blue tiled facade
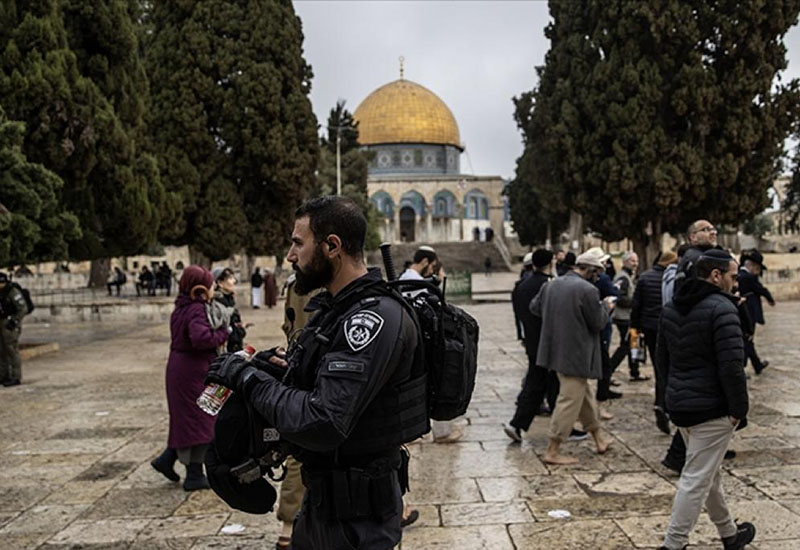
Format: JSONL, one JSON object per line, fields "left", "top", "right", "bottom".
{"left": 365, "top": 143, "right": 461, "bottom": 176}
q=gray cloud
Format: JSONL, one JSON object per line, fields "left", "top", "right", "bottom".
{"left": 294, "top": 1, "right": 800, "bottom": 180}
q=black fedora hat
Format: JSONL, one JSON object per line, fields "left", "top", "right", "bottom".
{"left": 742, "top": 249, "right": 767, "bottom": 270}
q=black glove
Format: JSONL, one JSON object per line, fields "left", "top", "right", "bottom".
{"left": 251, "top": 348, "right": 289, "bottom": 381}
{"left": 205, "top": 353, "right": 252, "bottom": 390}
{"left": 6, "top": 318, "right": 18, "bottom": 331}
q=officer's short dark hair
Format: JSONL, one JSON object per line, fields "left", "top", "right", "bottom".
{"left": 696, "top": 250, "right": 735, "bottom": 279}
{"left": 413, "top": 246, "right": 437, "bottom": 264}
{"left": 295, "top": 196, "right": 366, "bottom": 258}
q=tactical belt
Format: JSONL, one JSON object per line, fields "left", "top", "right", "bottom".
{"left": 301, "top": 449, "right": 410, "bottom": 522}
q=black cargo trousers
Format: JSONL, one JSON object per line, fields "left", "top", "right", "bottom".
{"left": 292, "top": 467, "right": 403, "bottom": 550}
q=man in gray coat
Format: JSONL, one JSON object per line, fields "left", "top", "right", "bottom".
{"left": 531, "top": 252, "right": 615, "bottom": 465}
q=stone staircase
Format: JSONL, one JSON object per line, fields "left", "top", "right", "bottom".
{"left": 366, "top": 240, "right": 513, "bottom": 274}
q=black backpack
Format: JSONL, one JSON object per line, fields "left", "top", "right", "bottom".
{"left": 11, "top": 283, "right": 34, "bottom": 315}
{"left": 386, "top": 279, "right": 479, "bottom": 421}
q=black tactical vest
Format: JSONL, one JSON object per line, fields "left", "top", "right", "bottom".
{"left": 286, "top": 281, "right": 429, "bottom": 458}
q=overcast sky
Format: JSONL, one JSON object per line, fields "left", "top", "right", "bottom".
{"left": 294, "top": 1, "right": 800, "bottom": 181}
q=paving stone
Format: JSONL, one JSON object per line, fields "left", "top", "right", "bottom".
{"left": 190, "top": 535, "right": 272, "bottom": 550}
{"left": 731, "top": 465, "right": 800, "bottom": 499}
{"left": 40, "top": 543, "right": 131, "bottom": 550}
{"left": 440, "top": 501, "right": 532, "bottom": 526}
{"left": 0, "top": 504, "right": 89, "bottom": 535}
{"left": 139, "top": 514, "right": 229, "bottom": 539}
{"left": 173, "top": 489, "right": 232, "bottom": 516}
{"left": 74, "top": 461, "right": 138, "bottom": 482}
{"left": 405, "top": 477, "right": 481, "bottom": 504}
{"left": 0, "top": 485, "right": 52, "bottom": 512}
{"left": 573, "top": 471, "right": 676, "bottom": 496}
{"left": 615, "top": 514, "right": 720, "bottom": 547}
{"left": 399, "top": 525, "right": 514, "bottom": 549}
{"left": 476, "top": 475, "right": 586, "bottom": 502}
{"left": 725, "top": 499, "right": 800, "bottom": 540}
{"left": 42, "top": 481, "right": 116, "bottom": 505}
{"left": 49, "top": 518, "right": 151, "bottom": 545}
{"left": 5, "top": 438, "right": 128, "bottom": 455}
{"left": 508, "top": 519, "right": 633, "bottom": 549}
{"left": 2, "top": 532, "right": 53, "bottom": 550}
{"left": 6, "top": 301, "right": 800, "bottom": 549}
{"left": 82, "top": 487, "right": 187, "bottom": 519}
{"left": 527, "top": 493, "right": 673, "bottom": 520}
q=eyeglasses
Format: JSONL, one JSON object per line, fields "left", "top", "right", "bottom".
{"left": 694, "top": 226, "right": 717, "bottom": 234}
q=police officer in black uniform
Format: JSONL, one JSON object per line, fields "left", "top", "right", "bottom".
{"left": 206, "top": 196, "right": 424, "bottom": 549}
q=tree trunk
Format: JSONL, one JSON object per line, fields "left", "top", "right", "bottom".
{"left": 88, "top": 258, "right": 111, "bottom": 288}
{"left": 567, "top": 210, "right": 583, "bottom": 251}
{"left": 189, "top": 246, "right": 211, "bottom": 268}
{"left": 633, "top": 218, "right": 664, "bottom": 268}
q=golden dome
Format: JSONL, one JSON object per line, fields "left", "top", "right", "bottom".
{"left": 353, "top": 79, "right": 462, "bottom": 150}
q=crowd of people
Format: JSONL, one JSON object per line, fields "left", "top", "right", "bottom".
{"left": 508, "top": 218, "right": 774, "bottom": 550}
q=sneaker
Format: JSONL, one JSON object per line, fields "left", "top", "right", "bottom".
{"left": 567, "top": 429, "right": 589, "bottom": 441}
{"left": 722, "top": 522, "right": 756, "bottom": 549}
{"left": 724, "top": 450, "right": 737, "bottom": 460}
{"left": 607, "top": 390, "right": 623, "bottom": 400}
{"left": 538, "top": 404, "right": 552, "bottom": 416}
{"left": 2, "top": 379, "right": 21, "bottom": 387}
{"left": 755, "top": 361, "right": 769, "bottom": 375}
{"left": 654, "top": 406, "right": 671, "bottom": 435}
{"left": 433, "top": 425, "right": 463, "bottom": 444}
{"left": 503, "top": 423, "right": 522, "bottom": 443}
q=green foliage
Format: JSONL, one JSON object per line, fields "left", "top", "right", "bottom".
{"left": 0, "top": 0, "right": 162, "bottom": 261}
{"left": 315, "top": 100, "right": 380, "bottom": 250}
{"left": 785, "top": 145, "right": 800, "bottom": 230}
{"left": 742, "top": 212, "right": 773, "bottom": 238}
{"left": 61, "top": 0, "right": 165, "bottom": 259}
{"left": 0, "top": 108, "right": 81, "bottom": 267}
{"left": 508, "top": 89, "right": 570, "bottom": 246}
{"left": 146, "top": 0, "right": 319, "bottom": 261}
{"left": 522, "top": 0, "right": 800, "bottom": 248}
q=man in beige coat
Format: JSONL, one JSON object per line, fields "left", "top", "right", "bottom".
{"left": 531, "top": 252, "right": 615, "bottom": 465}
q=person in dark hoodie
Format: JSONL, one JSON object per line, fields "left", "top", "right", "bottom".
{"left": 505, "top": 249, "right": 559, "bottom": 441}
{"left": 656, "top": 250, "right": 754, "bottom": 550}
{"left": 631, "top": 251, "right": 677, "bottom": 432}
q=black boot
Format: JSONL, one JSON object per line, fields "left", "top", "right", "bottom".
{"left": 183, "top": 463, "right": 210, "bottom": 491}
{"left": 150, "top": 448, "right": 179, "bottom": 482}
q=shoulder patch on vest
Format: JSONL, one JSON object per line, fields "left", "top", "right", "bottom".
{"left": 343, "top": 310, "right": 384, "bottom": 352}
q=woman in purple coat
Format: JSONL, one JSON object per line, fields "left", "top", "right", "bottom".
{"left": 151, "top": 265, "right": 229, "bottom": 490}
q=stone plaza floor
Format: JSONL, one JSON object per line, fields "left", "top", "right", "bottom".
{"left": 1, "top": 299, "right": 799, "bottom": 549}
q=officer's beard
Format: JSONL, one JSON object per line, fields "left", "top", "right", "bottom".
{"left": 293, "top": 245, "right": 334, "bottom": 295}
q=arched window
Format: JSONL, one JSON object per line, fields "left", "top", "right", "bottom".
{"left": 370, "top": 191, "right": 395, "bottom": 218}
{"left": 399, "top": 190, "right": 426, "bottom": 217}
{"left": 464, "top": 189, "right": 489, "bottom": 220}
{"left": 433, "top": 190, "right": 456, "bottom": 218}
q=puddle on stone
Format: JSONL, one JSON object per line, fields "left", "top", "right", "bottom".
{"left": 75, "top": 462, "right": 138, "bottom": 481}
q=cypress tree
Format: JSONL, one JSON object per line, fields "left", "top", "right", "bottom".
{"left": 0, "top": 107, "right": 81, "bottom": 267}
{"left": 519, "top": 0, "right": 800, "bottom": 261}
{"left": 508, "top": 87, "right": 570, "bottom": 246}
{"left": 146, "top": 0, "right": 319, "bottom": 262}
{"left": 61, "top": 0, "right": 164, "bottom": 262}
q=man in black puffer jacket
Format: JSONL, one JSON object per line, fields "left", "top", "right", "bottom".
{"left": 630, "top": 252, "right": 677, "bottom": 430}
{"left": 656, "top": 250, "right": 754, "bottom": 550}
